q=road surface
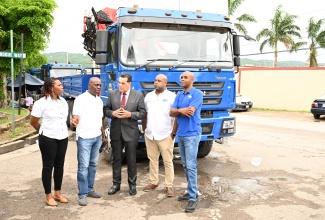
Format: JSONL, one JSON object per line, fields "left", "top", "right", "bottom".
{"left": 0, "top": 111, "right": 324, "bottom": 219}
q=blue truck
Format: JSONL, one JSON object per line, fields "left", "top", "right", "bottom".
{"left": 32, "top": 63, "right": 100, "bottom": 129}
{"left": 81, "top": 5, "right": 252, "bottom": 160}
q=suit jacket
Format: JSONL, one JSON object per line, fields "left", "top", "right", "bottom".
{"left": 104, "top": 89, "right": 146, "bottom": 142}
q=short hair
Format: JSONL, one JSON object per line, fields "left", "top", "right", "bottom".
{"left": 120, "top": 73, "right": 132, "bottom": 82}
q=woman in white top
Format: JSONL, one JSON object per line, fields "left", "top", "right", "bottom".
{"left": 30, "top": 77, "right": 69, "bottom": 206}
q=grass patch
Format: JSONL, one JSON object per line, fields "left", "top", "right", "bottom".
{"left": 0, "top": 107, "right": 29, "bottom": 117}
{"left": 6, "top": 124, "right": 25, "bottom": 139}
{"left": 0, "top": 118, "right": 10, "bottom": 124}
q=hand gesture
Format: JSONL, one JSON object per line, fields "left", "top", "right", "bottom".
{"left": 70, "top": 117, "right": 79, "bottom": 127}
{"left": 113, "top": 108, "right": 131, "bottom": 118}
{"left": 179, "top": 106, "right": 195, "bottom": 117}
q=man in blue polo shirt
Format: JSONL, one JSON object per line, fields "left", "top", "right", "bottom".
{"left": 170, "top": 71, "right": 203, "bottom": 213}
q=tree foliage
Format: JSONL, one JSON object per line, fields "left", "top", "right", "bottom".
{"left": 256, "top": 5, "right": 303, "bottom": 67}
{"left": 0, "top": 0, "right": 56, "bottom": 107}
{"left": 304, "top": 17, "right": 325, "bottom": 67}
{"left": 228, "top": 0, "right": 256, "bottom": 34}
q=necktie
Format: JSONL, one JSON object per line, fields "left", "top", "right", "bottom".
{"left": 121, "top": 92, "right": 126, "bottom": 108}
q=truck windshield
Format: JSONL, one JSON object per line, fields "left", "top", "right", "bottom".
{"left": 49, "top": 69, "right": 81, "bottom": 78}
{"left": 120, "top": 23, "right": 233, "bottom": 69}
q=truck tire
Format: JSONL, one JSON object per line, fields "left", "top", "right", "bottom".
{"left": 104, "top": 145, "right": 126, "bottom": 163}
{"left": 313, "top": 114, "right": 320, "bottom": 119}
{"left": 66, "top": 100, "right": 71, "bottom": 127}
{"left": 103, "top": 127, "right": 113, "bottom": 162}
{"left": 103, "top": 127, "right": 125, "bottom": 163}
{"left": 197, "top": 141, "right": 213, "bottom": 158}
{"left": 68, "top": 100, "right": 76, "bottom": 131}
{"left": 103, "top": 141, "right": 113, "bottom": 163}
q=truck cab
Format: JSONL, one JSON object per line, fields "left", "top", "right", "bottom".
{"left": 83, "top": 6, "right": 248, "bottom": 159}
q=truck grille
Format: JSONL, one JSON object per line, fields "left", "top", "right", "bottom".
{"left": 140, "top": 81, "right": 225, "bottom": 106}
{"left": 202, "top": 123, "right": 213, "bottom": 134}
{"left": 201, "top": 110, "right": 213, "bottom": 118}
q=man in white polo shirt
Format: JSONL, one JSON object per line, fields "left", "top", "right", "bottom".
{"left": 71, "top": 77, "right": 104, "bottom": 206}
{"left": 142, "top": 74, "right": 177, "bottom": 197}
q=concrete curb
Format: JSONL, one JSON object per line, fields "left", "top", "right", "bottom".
{"left": 0, "top": 133, "right": 38, "bottom": 155}
{"left": 0, "top": 108, "right": 31, "bottom": 134}
{"left": 0, "top": 140, "right": 25, "bottom": 154}
{"left": 0, "top": 131, "right": 76, "bottom": 155}
{"left": 24, "top": 134, "right": 39, "bottom": 146}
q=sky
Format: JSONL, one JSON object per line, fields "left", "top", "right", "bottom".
{"left": 44, "top": 0, "right": 325, "bottom": 63}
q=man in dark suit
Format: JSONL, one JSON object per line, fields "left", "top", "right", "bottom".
{"left": 103, "top": 73, "right": 146, "bottom": 196}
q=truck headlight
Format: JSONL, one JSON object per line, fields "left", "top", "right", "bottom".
{"left": 222, "top": 120, "right": 235, "bottom": 129}
{"left": 220, "top": 119, "right": 236, "bottom": 135}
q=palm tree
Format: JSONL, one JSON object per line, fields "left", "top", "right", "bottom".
{"left": 256, "top": 5, "right": 303, "bottom": 67}
{"left": 228, "top": 0, "right": 256, "bottom": 34}
{"left": 305, "top": 17, "right": 325, "bottom": 67}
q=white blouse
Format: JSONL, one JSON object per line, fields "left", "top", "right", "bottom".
{"left": 31, "top": 96, "right": 68, "bottom": 140}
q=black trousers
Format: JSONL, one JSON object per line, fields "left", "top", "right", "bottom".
{"left": 111, "top": 136, "right": 137, "bottom": 187}
{"left": 38, "top": 134, "right": 68, "bottom": 194}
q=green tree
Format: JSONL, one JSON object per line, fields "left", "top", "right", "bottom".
{"left": 0, "top": 0, "right": 56, "bottom": 107}
{"left": 256, "top": 5, "right": 304, "bottom": 67}
{"left": 228, "top": 0, "right": 256, "bottom": 34}
{"left": 305, "top": 17, "right": 325, "bottom": 67}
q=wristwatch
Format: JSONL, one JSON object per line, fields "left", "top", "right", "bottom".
{"left": 171, "top": 133, "right": 176, "bottom": 137}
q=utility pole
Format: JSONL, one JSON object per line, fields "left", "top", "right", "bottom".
{"left": 10, "top": 30, "right": 15, "bottom": 130}
{"left": 18, "top": 33, "right": 24, "bottom": 115}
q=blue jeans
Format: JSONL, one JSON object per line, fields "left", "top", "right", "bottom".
{"left": 77, "top": 135, "right": 102, "bottom": 197}
{"left": 178, "top": 135, "right": 200, "bottom": 202}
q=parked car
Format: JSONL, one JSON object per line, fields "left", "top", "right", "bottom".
{"left": 310, "top": 93, "right": 325, "bottom": 119}
{"left": 233, "top": 93, "right": 253, "bottom": 111}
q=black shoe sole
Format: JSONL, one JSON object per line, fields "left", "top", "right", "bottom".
{"left": 129, "top": 191, "right": 137, "bottom": 196}
{"left": 87, "top": 195, "right": 101, "bottom": 198}
{"left": 108, "top": 188, "right": 120, "bottom": 195}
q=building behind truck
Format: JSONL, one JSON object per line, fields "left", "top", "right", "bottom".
{"left": 82, "top": 4, "right": 252, "bottom": 160}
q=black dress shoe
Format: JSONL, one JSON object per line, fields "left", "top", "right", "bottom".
{"left": 178, "top": 193, "right": 190, "bottom": 201}
{"left": 108, "top": 185, "right": 120, "bottom": 195}
{"left": 185, "top": 201, "right": 197, "bottom": 213}
{"left": 129, "top": 185, "right": 137, "bottom": 196}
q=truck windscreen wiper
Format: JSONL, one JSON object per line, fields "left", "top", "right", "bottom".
{"left": 169, "top": 60, "right": 213, "bottom": 70}
{"left": 199, "top": 60, "right": 232, "bottom": 70}
{"left": 136, "top": 59, "right": 178, "bottom": 70}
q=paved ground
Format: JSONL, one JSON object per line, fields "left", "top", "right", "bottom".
{"left": 0, "top": 110, "right": 324, "bottom": 220}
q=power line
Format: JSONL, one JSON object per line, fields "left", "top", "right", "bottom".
{"left": 241, "top": 46, "right": 324, "bottom": 56}
{"left": 240, "top": 36, "right": 311, "bottom": 47}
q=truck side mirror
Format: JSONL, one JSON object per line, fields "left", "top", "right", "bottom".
{"left": 234, "top": 57, "right": 240, "bottom": 67}
{"left": 96, "top": 54, "right": 108, "bottom": 65}
{"left": 96, "top": 30, "right": 110, "bottom": 52}
{"left": 233, "top": 35, "right": 240, "bottom": 56}
{"left": 96, "top": 30, "right": 110, "bottom": 65}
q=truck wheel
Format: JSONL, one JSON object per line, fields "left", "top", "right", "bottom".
{"left": 68, "top": 101, "right": 76, "bottom": 131}
{"left": 103, "top": 127, "right": 113, "bottom": 162}
{"left": 66, "top": 100, "right": 71, "bottom": 127}
{"left": 103, "top": 141, "right": 113, "bottom": 163}
{"left": 103, "top": 127, "right": 125, "bottom": 163}
{"left": 197, "top": 141, "right": 213, "bottom": 158}
{"left": 104, "top": 144, "right": 126, "bottom": 163}
{"left": 313, "top": 114, "right": 320, "bottom": 119}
